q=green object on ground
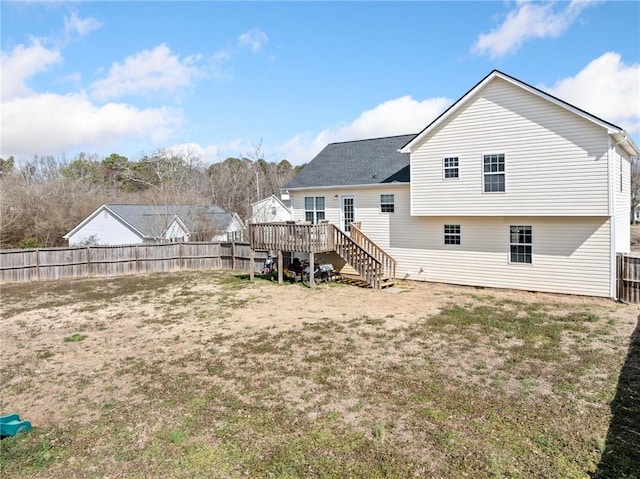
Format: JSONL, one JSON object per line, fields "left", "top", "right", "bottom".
{"left": 0, "top": 414, "right": 32, "bottom": 437}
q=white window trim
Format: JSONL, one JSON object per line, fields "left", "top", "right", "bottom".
{"left": 380, "top": 194, "right": 395, "bottom": 213}
{"left": 304, "top": 196, "right": 326, "bottom": 224}
{"left": 442, "top": 156, "right": 460, "bottom": 180}
{"left": 508, "top": 224, "right": 533, "bottom": 265}
{"left": 443, "top": 224, "right": 461, "bottom": 245}
{"left": 482, "top": 153, "right": 506, "bottom": 194}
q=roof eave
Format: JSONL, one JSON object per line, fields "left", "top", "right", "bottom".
{"left": 284, "top": 182, "right": 410, "bottom": 192}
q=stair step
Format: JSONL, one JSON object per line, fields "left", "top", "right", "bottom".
{"left": 337, "top": 274, "right": 394, "bottom": 289}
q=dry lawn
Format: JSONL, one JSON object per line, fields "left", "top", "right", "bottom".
{"left": 1, "top": 271, "right": 638, "bottom": 478}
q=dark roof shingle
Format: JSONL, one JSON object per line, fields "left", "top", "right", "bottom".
{"left": 285, "top": 134, "right": 416, "bottom": 189}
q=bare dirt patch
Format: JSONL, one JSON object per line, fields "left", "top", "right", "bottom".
{"left": 1, "top": 271, "right": 638, "bottom": 478}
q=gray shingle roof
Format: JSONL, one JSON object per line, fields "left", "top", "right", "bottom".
{"left": 106, "top": 204, "right": 233, "bottom": 238}
{"left": 284, "top": 134, "right": 416, "bottom": 189}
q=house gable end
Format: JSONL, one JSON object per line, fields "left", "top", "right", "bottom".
{"left": 401, "top": 70, "right": 638, "bottom": 156}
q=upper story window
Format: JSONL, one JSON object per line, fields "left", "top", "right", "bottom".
{"left": 304, "top": 196, "right": 325, "bottom": 224}
{"left": 483, "top": 154, "right": 505, "bottom": 192}
{"left": 444, "top": 224, "right": 461, "bottom": 245}
{"left": 620, "top": 157, "right": 623, "bottom": 192}
{"left": 509, "top": 225, "right": 532, "bottom": 263}
{"left": 443, "top": 157, "right": 459, "bottom": 179}
{"left": 380, "top": 194, "right": 395, "bottom": 213}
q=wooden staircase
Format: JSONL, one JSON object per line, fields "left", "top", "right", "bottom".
{"left": 332, "top": 223, "right": 396, "bottom": 289}
{"left": 247, "top": 222, "right": 396, "bottom": 289}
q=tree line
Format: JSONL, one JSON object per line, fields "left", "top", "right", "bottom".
{"left": 0, "top": 147, "right": 304, "bottom": 248}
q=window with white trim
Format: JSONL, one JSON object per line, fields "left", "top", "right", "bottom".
{"left": 444, "top": 224, "right": 461, "bottom": 245}
{"left": 380, "top": 194, "right": 395, "bottom": 213}
{"left": 443, "top": 156, "right": 459, "bottom": 179}
{"left": 509, "top": 225, "right": 532, "bottom": 263}
{"left": 304, "top": 196, "right": 325, "bottom": 224}
{"left": 483, "top": 154, "right": 505, "bottom": 192}
{"left": 620, "top": 157, "right": 623, "bottom": 192}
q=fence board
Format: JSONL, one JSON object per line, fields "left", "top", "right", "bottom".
{"left": 617, "top": 254, "right": 640, "bottom": 304}
{"left": 0, "top": 242, "right": 261, "bottom": 283}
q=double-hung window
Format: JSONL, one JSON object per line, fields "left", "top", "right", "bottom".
{"left": 483, "top": 154, "right": 505, "bottom": 192}
{"left": 509, "top": 225, "right": 532, "bottom": 263}
{"left": 444, "top": 224, "right": 461, "bottom": 245}
{"left": 443, "top": 157, "right": 459, "bottom": 179}
{"left": 380, "top": 194, "right": 395, "bottom": 213}
{"left": 304, "top": 196, "right": 325, "bottom": 224}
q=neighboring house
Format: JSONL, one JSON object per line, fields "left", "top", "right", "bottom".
{"left": 249, "top": 194, "right": 293, "bottom": 223}
{"left": 283, "top": 70, "right": 638, "bottom": 298}
{"left": 64, "top": 204, "right": 245, "bottom": 246}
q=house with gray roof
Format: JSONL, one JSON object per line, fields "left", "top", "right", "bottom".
{"left": 281, "top": 70, "right": 638, "bottom": 298}
{"left": 64, "top": 204, "right": 245, "bottom": 246}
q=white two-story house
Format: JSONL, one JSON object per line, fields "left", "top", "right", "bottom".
{"left": 283, "top": 70, "right": 638, "bottom": 298}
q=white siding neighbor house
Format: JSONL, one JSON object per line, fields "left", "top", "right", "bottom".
{"left": 282, "top": 70, "right": 638, "bottom": 298}
{"left": 64, "top": 204, "right": 245, "bottom": 246}
{"left": 249, "top": 194, "right": 292, "bottom": 224}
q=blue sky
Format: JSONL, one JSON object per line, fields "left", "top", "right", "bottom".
{"left": 1, "top": 1, "right": 639, "bottom": 165}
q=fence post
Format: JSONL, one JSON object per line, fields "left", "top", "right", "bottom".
{"left": 87, "top": 246, "right": 91, "bottom": 278}
{"left": 179, "top": 242, "right": 183, "bottom": 271}
{"left": 36, "top": 249, "right": 41, "bottom": 281}
{"left": 231, "top": 242, "right": 236, "bottom": 271}
{"left": 249, "top": 248, "right": 255, "bottom": 281}
{"left": 135, "top": 245, "right": 139, "bottom": 275}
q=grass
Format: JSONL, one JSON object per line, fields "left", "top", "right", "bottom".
{"left": 63, "top": 333, "right": 87, "bottom": 342}
{"left": 0, "top": 271, "right": 637, "bottom": 478}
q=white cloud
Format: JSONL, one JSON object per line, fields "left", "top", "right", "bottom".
{"left": 472, "top": 0, "right": 598, "bottom": 59}
{"left": 278, "top": 96, "right": 451, "bottom": 164}
{"left": 238, "top": 29, "right": 268, "bottom": 53}
{"left": 0, "top": 40, "right": 61, "bottom": 100}
{"left": 1, "top": 92, "right": 182, "bottom": 158}
{"left": 64, "top": 12, "right": 101, "bottom": 41}
{"left": 90, "top": 44, "right": 203, "bottom": 101}
{"left": 542, "top": 52, "right": 640, "bottom": 135}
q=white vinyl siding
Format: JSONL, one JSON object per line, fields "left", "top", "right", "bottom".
{"left": 410, "top": 77, "right": 610, "bottom": 216}
{"left": 385, "top": 214, "right": 611, "bottom": 298}
{"left": 164, "top": 219, "right": 189, "bottom": 242}
{"left": 67, "top": 209, "right": 144, "bottom": 246}
{"left": 613, "top": 146, "right": 631, "bottom": 253}
{"left": 291, "top": 186, "right": 406, "bottom": 248}
{"left": 291, "top": 187, "right": 611, "bottom": 297}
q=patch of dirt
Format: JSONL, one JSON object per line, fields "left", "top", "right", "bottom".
{"left": 1, "top": 274, "right": 638, "bottom": 430}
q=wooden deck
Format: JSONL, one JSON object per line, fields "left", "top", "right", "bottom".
{"left": 248, "top": 222, "right": 396, "bottom": 289}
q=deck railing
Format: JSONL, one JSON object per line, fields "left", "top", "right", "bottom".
{"left": 248, "top": 222, "right": 393, "bottom": 289}
{"left": 350, "top": 222, "right": 396, "bottom": 281}
{"left": 248, "top": 222, "right": 333, "bottom": 253}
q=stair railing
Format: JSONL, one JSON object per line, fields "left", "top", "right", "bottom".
{"left": 349, "top": 222, "right": 396, "bottom": 281}
{"left": 332, "top": 226, "right": 383, "bottom": 289}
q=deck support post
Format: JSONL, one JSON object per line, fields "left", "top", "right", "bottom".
{"left": 277, "top": 250, "right": 283, "bottom": 284}
{"left": 309, "top": 251, "right": 315, "bottom": 288}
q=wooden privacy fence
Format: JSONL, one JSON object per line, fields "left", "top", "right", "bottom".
{"left": 617, "top": 254, "right": 640, "bottom": 304}
{"left": 0, "top": 242, "right": 266, "bottom": 283}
